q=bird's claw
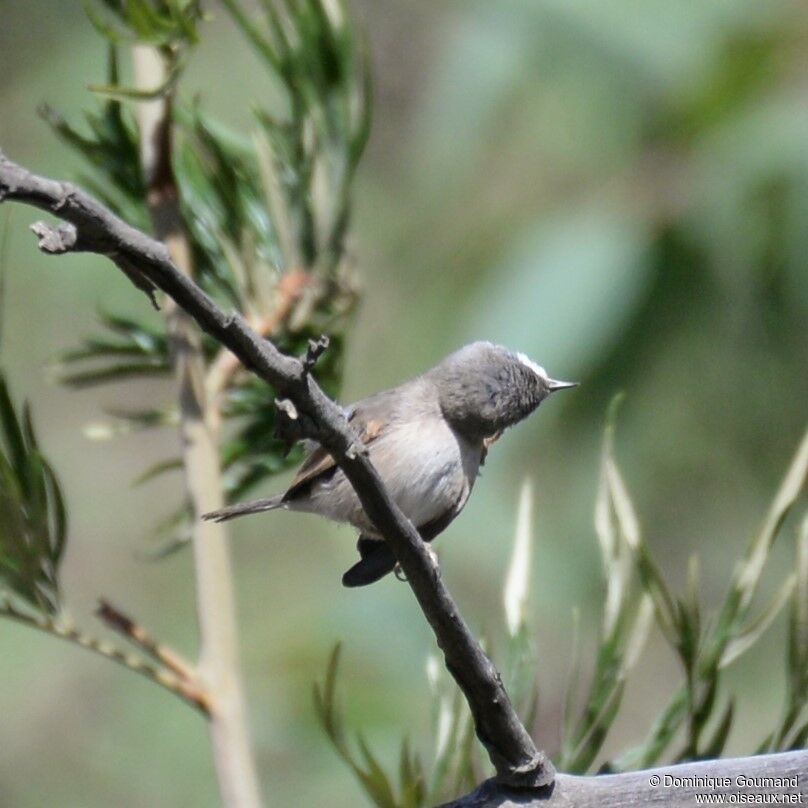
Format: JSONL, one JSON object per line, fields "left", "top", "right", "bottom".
{"left": 393, "top": 545, "right": 439, "bottom": 583}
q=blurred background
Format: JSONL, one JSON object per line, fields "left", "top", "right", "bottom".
{"left": 1, "top": 1, "right": 807, "bottom": 806}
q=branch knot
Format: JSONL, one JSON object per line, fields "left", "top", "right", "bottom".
{"left": 53, "top": 182, "right": 77, "bottom": 211}
{"left": 30, "top": 221, "right": 78, "bottom": 254}
{"left": 301, "top": 335, "right": 330, "bottom": 373}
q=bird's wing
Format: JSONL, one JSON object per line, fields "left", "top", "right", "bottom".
{"left": 282, "top": 395, "right": 390, "bottom": 501}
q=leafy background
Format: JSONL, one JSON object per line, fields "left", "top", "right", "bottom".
{"left": 1, "top": 1, "right": 807, "bottom": 806}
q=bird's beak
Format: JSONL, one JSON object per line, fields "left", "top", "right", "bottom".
{"left": 547, "top": 378, "right": 579, "bottom": 392}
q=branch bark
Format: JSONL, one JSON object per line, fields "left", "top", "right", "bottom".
{"left": 439, "top": 750, "right": 808, "bottom": 807}
{"left": 0, "top": 151, "right": 552, "bottom": 789}
{"left": 205, "top": 269, "right": 312, "bottom": 407}
{"left": 96, "top": 598, "right": 198, "bottom": 684}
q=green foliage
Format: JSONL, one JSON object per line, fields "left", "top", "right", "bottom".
{"left": 614, "top": 425, "right": 808, "bottom": 769}
{"left": 84, "top": 0, "right": 203, "bottom": 49}
{"left": 314, "top": 643, "right": 483, "bottom": 808}
{"left": 174, "top": 108, "right": 281, "bottom": 309}
{"left": 420, "top": 654, "right": 482, "bottom": 803}
{"left": 763, "top": 515, "right": 808, "bottom": 751}
{"left": 4, "top": 2, "right": 808, "bottom": 804}
{"left": 559, "top": 401, "right": 653, "bottom": 773}
{"left": 0, "top": 375, "right": 66, "bottom": 615}
{"left": 311, "top": 485, "right": 534, "bottom": 807}
{"left": 221, "top": 0, "right": 372, "bottom": 270}
{"left": 314, "top": 644, "right": 425, "bottom": 808}
{"left": 218, "top": 332, "right": 345, "bottom": 502}
{"left": 42, "top": 0, "right": 369, "bottom": 542}
{"left": 58, "top": 311, "right": 171, "bottom": 388}
{"left": 40, "top": 49, "right": 148, "bottom": 231}
{"left": 316, "top": 414, "right": 808, "bottom": 803}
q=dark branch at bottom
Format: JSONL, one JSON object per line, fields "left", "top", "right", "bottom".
{"left": 440, "top": 750, "right": 807, "bottom": 807}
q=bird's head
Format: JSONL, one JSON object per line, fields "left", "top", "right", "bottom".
{"left": 429, "top": 341, "right": 577, "bottom": 440}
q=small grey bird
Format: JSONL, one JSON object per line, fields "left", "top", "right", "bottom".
{"left": 204, "top": 341, "right": 576, "bottom": 587}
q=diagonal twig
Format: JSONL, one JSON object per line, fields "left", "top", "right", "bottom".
{"left": 0, "top": 595, "right": 210, "bottom": 714}
{"left": 96, "top": 598, "right": 197, "bottom": 683}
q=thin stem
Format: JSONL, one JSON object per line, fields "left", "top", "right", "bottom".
{"left": 96, "top": 598, "right": 197, "bottom": 683}
{"left": 132, "top": 45, "right": 263, "bottom": 808}
{"left": 0, "top": 597, "right": 209, "bottom": 713}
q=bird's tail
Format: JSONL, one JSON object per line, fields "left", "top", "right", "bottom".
{"left": 342, "top": 537, "right": 397, "bottom": 587}
{"left": 202, "top": 494, "right": 285, "bottom": 523}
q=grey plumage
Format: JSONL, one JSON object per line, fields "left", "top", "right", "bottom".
{"left": 204, "top": 341, "right": 576, "bottom": 586}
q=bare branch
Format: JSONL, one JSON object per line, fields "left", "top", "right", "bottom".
{"left": 0, "top": 150, "right": 552, "bottom": 788}
{"left": 439, "top": 750, "right": 808, "bottom": 807}
{"left": 0, "top": 595, "right": 210, "bottom": 714}
{"left": 96, "top": 599, "right": 197, "bottom": 684}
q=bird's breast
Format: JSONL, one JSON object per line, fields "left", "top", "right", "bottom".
{"left": 371, "top": 418, "right": 482, "bottom": 529}
{"left": 295, "top": 416, "right": 483, "bottom": 537}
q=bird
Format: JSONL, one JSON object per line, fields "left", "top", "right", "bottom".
{"left": 203, "top": 341, "right": 576, "bottom": 587}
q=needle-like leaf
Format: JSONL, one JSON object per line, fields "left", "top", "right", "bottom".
{"left": 0, "top": 375, "right": 67, "bottom": 614}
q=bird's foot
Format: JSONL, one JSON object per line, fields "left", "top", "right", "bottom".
{"left": 393, "top": 544, "right": 439, "bottom": 583}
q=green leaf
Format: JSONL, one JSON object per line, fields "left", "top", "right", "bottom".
{"left": 715, "top": 427, "right": 808, "bottom": 649}
{"left": 0, "top": 378, "right": 29, "bottom": 493}
{"left": 612, "top": 687, "right": 689, "bottom": 770}
{"left": 673, "top": 597, "right": 700, "bottom": 673}
{"left": 565, "top": 680, "right": 626, "bottom": 773}
{"left": 86, "top": 0, "right": 202, "bottom": 46}
{"left": 83, "top": 1, "right": 131, "bottom": 42}
{"left": 221, "top": 0, "right": 370, "bottom": 268}
{"left": 503, "top": 478, "right": 533, "bottom": 638}
{"left": 560, "top": 407, "right": 653, "bottom": 773}
{"left": 788, "top": 717, "right": 808, "bottom": 749}
{"left": 560, "top": 608, "right": 582, "bottom": 751}
{"left": 133, "top": 458, "right": 184, "bottom": 486}
{"left": 764, "top": 513, "right": 808, "bottom": 751}
{"left": 220, "top": 0, "right": 283, "bottom": 72}
{"left": 57, "top": 309, "right": 172, "bottom": 390}
{"left": 59, "top": 361, "right": 171, "bottom": 388}
{"left": 0, "top": 374, "right": 67, "bottom": 614}
{"left": 425, "top": 685, "right": 464, "bottom": 803}
{"left": 398, "top": 738, "right": 424, "bottom": 808}
{"left": 356, "top": 735, "right": 397, "bottom": 808}
{"left": 88, "top": 70, "right": 178, "bottom": 101}
{"left": 787, "top": 514, "right": 808, "bottom": 697}
{"left": 719, "top": 574, "right": 796, "bottom": 669}
{"left": 313, "top": 644, "right": 401, "bottom": 807}
{"left": 702, "top": 699, "right": 735, "bottom": 759}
